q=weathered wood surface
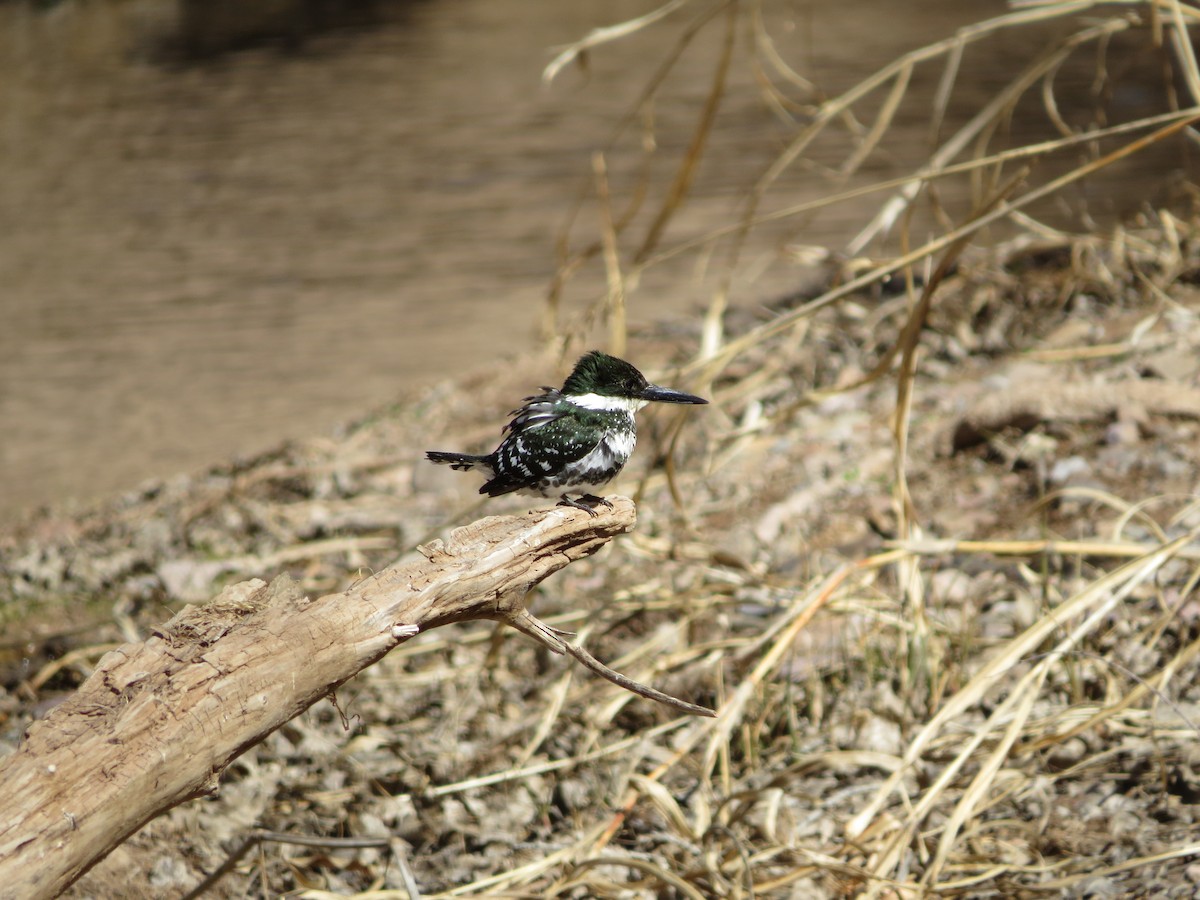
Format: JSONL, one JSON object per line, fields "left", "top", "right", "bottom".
{"left": 0, "top": 499, "right": 637, "bottom": 899}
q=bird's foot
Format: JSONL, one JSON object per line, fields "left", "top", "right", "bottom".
{"left": 556, "top": 494, "right": 613, "bottom": 516}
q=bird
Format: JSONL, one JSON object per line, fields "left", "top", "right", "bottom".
{"left": 426, "top": 351, "right": 708, "bottom": 515}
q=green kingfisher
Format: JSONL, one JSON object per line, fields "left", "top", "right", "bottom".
{"left": 426, "top": 351, "right": 708, "bottom": 515}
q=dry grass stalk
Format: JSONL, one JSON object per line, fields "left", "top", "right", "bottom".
{"left": 518, "top": 3, "right": 1200, "bottom": 893}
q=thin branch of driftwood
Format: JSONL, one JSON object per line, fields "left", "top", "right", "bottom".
{"left": 0, "top": 496, "right": 710, "bottom": 899}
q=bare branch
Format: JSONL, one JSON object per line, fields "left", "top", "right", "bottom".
{"left": 509, "top": 607, "right": 716, "bottom": 717}
{"left": 0, "top": 497, "right": 708, "bottom": 899}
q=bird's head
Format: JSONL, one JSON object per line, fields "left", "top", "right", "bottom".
{"left": 561, "top": 351, "right": 708, "bottom": 411}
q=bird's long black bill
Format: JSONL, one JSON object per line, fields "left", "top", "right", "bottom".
{"left": 640, "top": 385, "right": 708, "bottom": 405}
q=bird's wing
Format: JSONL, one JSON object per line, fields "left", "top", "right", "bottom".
{"left": 481, "top": 414, "right": 606, "bottom": 496}
{"left": 503, "top": 390, "right": 566, "bottom": 436}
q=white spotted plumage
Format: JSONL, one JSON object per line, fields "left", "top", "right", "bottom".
{"left": 425, "top": 351, "right": 706, "bottom": 515}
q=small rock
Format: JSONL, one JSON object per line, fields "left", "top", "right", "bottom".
{"left": 1049, "top": 455, "right": 1091, "bottom": 484}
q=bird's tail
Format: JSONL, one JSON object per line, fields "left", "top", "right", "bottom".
{"left": 425, "top": 450, "right": 490, "bottom": 472}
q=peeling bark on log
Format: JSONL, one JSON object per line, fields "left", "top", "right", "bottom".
{"left": 0, "top": 498, "right": 637, "bottom": 900}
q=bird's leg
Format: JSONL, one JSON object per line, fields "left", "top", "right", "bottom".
{"left": 555, "top": 495, "right": 599, "bottom": 516}
{"left": 555, "top": 494, "right": 609, "bottom": 516}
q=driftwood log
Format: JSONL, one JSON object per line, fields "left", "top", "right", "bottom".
{"left": 0, "top": 497, "right": 710, "bottom": 899}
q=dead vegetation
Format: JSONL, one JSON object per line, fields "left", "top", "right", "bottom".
{"left": 5, "top": 0, "right": 1200, "bottom": 897}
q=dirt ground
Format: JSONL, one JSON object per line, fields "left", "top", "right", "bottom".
{"left": 4, "top": 214, "right": 1200, "bottom": 897}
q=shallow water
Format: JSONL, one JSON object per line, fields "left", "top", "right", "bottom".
{"left": 0, "top": 0, "right": 1189, "bottom": 521}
